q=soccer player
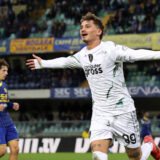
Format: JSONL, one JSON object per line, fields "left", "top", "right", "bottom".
{"left": 140, "top": 111, "right": 152, "bottom": 140}
{"left": 0, "top": 59, "right": 19, "bottom": 160}
{"left": 26, "top": 12, "right": 160, "bottom": 160}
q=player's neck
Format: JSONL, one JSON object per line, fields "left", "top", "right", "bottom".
{"left": 86, "top": 39, "right": 101, "bottom": 50}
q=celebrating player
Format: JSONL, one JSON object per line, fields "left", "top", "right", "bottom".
{"left": 26, "top": 12, "right": 160, "bottom": 160}
{"left": 0, "top": 59, "right": 19, "bottom": 160}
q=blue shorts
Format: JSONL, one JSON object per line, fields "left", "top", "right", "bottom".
{"left": 0, "top": 124, "right": 19, "bottom": 145}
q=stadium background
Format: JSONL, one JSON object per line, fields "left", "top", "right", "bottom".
{"left": 0, "top": 0, "right": 160, "bottom": 159}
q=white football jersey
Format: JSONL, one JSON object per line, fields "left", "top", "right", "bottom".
{"left": 71, "top": 41, "right": 135, "bottom": 116}
{"left": 66, "top": 41, "right": 160, "bottom": 117}
{"left": 35, "top": 41, "right": 160, "bottom": 117}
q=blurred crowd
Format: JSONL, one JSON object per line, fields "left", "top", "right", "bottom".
{"left": 17, "top": 101, "right": 91, "bottom": 121}
{"left": 0, "top": 0, "right": 47, "bottom": 39}
{"left": 4, "top": 61, "right": 160, "bottom": 89}
{"left": 0, "top": 0, "right": 160, "bottom": 39}
{"left": 6, "top": 68, "right": 85, "bottom": 89}
{"left": 58, "top": 102, "right": 91, "bottom": 121}
{"left": 125, "top": 61, "right": 160, "bottom": 86}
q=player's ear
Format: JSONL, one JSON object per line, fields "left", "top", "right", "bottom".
{"left": 97, "top": 29, "right": 102, "bottom": 37}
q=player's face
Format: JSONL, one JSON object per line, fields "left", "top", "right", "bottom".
{"left": 0, "top": 66, "right": 8, "bottom": 81}
{"left": 80, "top": 20, "right": 102, "bottom": 43}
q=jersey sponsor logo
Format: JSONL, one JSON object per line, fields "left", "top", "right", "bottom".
{"left": 84, "top": 64, "right": 103, "bottom": 77}
{"left": 0, "top": 93, "right": 8, "bottom": 100}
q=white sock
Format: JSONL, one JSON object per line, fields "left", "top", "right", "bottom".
{"left": 140, "top": 142, "right": 153, "bottom": 160}
{"left": 92, "top": 151, "right": 108, "bottom": 160}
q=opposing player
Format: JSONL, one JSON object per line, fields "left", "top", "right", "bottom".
{"left": 140, "top": 111, "right": 152, "bottom": 140}
{"left": 26, "top": 12, "right": 160, "bottom": 160}
{"left": 0, "top": 59, "right": 19, "bottom": 160}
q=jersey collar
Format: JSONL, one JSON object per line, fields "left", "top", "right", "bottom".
{"left": 85, "top": 41, "right": 103, "bottom": 54}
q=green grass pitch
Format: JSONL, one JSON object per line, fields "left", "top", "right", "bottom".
{"left": 1, "top": 153, "right": 154, "bottom": 160}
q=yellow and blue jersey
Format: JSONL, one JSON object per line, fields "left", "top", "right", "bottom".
{"left": 0, "top": 81, "right": 14, "bottom": 127}
{"left": 140, "top": 116, "right": 151, "bottom": 139}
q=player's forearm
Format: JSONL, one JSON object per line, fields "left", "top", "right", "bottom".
{"left": 34, "top": 57, "right": 68, "bottom": 69}
{"left": 131, "top": 49, "right": 160, "bottom": 61}
{"left": 117, "top": 48, "right": 160, "bottom": 62}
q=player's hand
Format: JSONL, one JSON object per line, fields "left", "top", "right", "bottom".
{"left": 13, "top": 103, "right": 19, "bottom": 111}
{"left": 26, "top": 54, "right": 42, "bottom": 70}
{"left": 0, "top": 104, "right": 5, "bottom": 111}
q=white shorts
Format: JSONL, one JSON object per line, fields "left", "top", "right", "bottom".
{"left": 90, "top": 111, "right": 141, "bottom": 148}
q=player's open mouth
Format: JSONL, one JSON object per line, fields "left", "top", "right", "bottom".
{"left": 82, "top": 33, "right": 88, "bottom": 38}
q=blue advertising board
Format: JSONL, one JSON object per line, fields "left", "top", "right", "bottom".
{"left": 128, "top": 86, "right": 160, "bottom": 97}
{"left": 0, "top": 40, "right": 10, "bottom": 55}
{"left": 51, "top": 86, "right": 160, "bottom": 99}
{"left": 54, "top": 37, "right": 86, "bottom": 51}
{"left": 51, "top": 88, "right": 91, "bottom": 99}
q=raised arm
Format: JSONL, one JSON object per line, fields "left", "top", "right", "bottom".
{"left": 114, "top": 45, "right": 160, "bottom": 62}
{"left": 26, "top": 54, "right": 82, "bottom": 70}
{"left": 26, "top": 54, "right": 42, "bottom": 70}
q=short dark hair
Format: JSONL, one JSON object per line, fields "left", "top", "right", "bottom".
{"left": 81, "top": 12, "right": 104, "bottom": 40}
{"left": 0, "top": 58, "right": 9, "bottom": 69}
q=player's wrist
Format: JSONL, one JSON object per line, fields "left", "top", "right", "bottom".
{"left": 34, "top": 59, "right": 42, "bottom": 69}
